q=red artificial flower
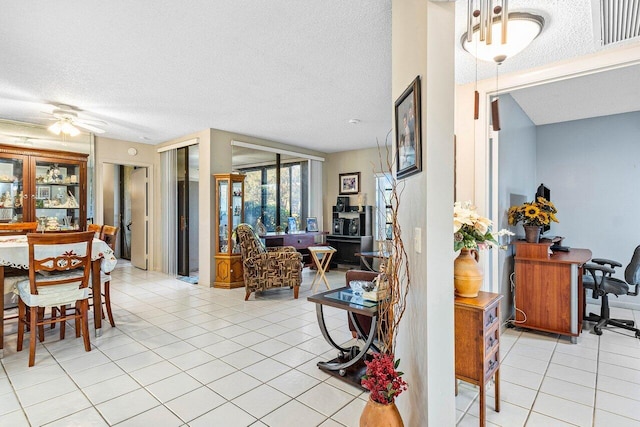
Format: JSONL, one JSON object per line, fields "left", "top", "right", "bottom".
{"left": 361, "top": 353, "right": 408, "bottom": 404}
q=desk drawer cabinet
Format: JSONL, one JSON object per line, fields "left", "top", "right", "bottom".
{"left": 455, "top": 291, "right": 502, "bottom": 426}
{"left": 513, "top": 242, "right": 592, "bottom": 340}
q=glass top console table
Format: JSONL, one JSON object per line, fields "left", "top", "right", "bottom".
{"left": 307, "top": 287, "right": 381, "bottom": 389}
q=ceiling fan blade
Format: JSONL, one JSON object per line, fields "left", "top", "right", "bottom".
{"left": 76, "top": 117, "right": 108, "bottom": 126}
{"left": 72, "top": 121, "right": 105, "bottom": 134}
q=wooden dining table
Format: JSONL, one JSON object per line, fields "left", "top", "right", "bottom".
{"left": 0, "top": 234, "right": 117, "bottom": 357}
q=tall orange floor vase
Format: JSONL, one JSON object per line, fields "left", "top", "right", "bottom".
{"left": 360, "top": 397, "right": 404, "bottom": 427}
{"left": 454, "top": 248, "right": 483, "bottom": 298}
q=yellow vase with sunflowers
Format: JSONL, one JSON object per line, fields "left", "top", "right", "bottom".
{"left": 508, "top": 197, "right": 559, "bottom": 243}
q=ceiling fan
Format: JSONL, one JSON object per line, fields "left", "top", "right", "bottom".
{"left": 43, "top": 104, "right": 107, "bottom": 135}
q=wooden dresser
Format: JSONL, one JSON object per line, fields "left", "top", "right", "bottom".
{"left": 455, "top": 291, "right": 502, "bottom": 427}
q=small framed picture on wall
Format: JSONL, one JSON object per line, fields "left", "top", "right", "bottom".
{"left": 339, "top": 172, "right": 360, "bottom": 195}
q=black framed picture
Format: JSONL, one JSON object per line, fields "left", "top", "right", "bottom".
{"left": 306, "top": 217, "right": 318, "bottom": 232}
{"left": 395, "top": 76, "right": 422, "bottom": 179}
{"left": 339, "top": 172, "right": 360, "bottom": 195}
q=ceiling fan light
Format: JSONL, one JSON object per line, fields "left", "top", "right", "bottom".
{"left": 60, "top": 121, "right": 80, "bottom": 136}
{"left": 68, "top": 126, "right": 80, "bottom": 137}
{"left": 48, "top": 121, "right": 62, "bottom": 135}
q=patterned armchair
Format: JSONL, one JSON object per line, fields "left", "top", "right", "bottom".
{"left": 236, "top": 224, "right": 303, "bottom": 301}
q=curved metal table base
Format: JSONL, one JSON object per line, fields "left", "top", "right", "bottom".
{"left": 315, "top": 304, "right": 378, "bottom": 375}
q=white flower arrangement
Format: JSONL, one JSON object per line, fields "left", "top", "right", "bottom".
{"left": 454, "top": 201, "right": 514, "bottom": 251}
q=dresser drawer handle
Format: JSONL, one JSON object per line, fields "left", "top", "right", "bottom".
{"left": 485, "top": 313, "right": 497, "bottom": 327}
{"left": 486, "top": 336, "right": 497, "bottom": 350}
{"left": 487, "top": 359, "right": 498, "bottom": 374}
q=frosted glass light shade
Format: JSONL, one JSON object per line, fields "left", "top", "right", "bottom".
{"left": 462, "top": 12, "right": 544, "bottom": 63}
{"left": 48, "top": 120, "right": 80, "bottom": 136}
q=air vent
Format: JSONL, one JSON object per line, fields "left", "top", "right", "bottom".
{"left": 593, "top": 0, "right": 640, "bottom": 46}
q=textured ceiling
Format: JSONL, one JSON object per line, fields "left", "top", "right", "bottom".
{"left": 0, "top": 1, "right": 391, "bottom": 152}
{"left": 0, "top": 1, "right": 639, "bottom": 153}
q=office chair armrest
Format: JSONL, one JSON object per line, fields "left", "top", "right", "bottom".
{"left": 584, "top": 263, "right": 616, "bottom": 275}
{"left": 591, "top": 258, "right": 623, "bottom": 269}
{"left": 584, "top": 263, "right": 615, "bottom": 298}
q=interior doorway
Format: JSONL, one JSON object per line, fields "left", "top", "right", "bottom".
{"left": 177, "top": 144, "right": 199, "bottom": 279}
{"left": 102, "top": 163, "right": 149, "bottom": 270}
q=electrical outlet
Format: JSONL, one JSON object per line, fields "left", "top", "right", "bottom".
{"left": 414, "top": 227, "right": 422, "bottom": 253}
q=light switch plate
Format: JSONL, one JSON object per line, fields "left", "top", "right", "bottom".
{"left": 414, "top": 227, "right": 422, "bottom": 253}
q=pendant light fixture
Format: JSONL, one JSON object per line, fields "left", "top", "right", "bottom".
{"left": 461, "top": 1, "right": 544, "bottom": 64}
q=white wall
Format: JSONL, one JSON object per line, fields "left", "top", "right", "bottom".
{"left": 393, "top": 1, "right": 455, "bottom": 425}
{"left": 537, "top": 111, "right": 640, "bottom": 309}
{"left": 496, "top": 94, "right": 538, "bottom": 320}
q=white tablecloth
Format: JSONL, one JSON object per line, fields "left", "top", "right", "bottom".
{"left": 0, "top": 235, "right": 117, "bottom": 273}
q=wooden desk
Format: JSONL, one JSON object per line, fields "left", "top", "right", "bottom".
{"left": 455, "top": 291, "right": 502, "bottom": 427}
{"left": 514, "top": 242, "right": 592, "bottom": 342}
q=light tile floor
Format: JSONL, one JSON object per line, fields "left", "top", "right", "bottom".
{"left": 0, "top": 264, "right": 639, "bottom": 426}
{"left": 457, "top": 305, "right": 640, "bottom": 427}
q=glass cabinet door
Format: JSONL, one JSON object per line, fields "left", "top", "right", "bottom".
{"left": 231, "top": 181, "right": 243, "bottom": 253}
{"left": 0, "top": 155, "right": 25, "bottom": 223}
{"left": 34, "top": 159, "right": 81, "bottom": 231}
{"left": 218, "top": 178, "right": 229, "bottom": 253}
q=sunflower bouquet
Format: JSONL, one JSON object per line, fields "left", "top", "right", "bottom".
{"left": 508, "top": 197, "right": 559, "bottom": 227}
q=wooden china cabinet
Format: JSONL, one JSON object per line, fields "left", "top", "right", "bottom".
{"left": 0, "top": 144, "right": 87, "bottom": 231}
{"left": 213, "top": 173, "right": 245, "bottom": 288}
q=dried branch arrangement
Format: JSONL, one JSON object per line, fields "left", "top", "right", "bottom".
{"left": 374, "top": 131, "right": 412, "bottom": 354}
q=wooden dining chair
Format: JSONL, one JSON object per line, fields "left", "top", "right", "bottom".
{"left": 0, "top": 222, "right": 38, "bottom": 235}
{"left": 0, "top": 222, "right": 39, "bottom": 300}
{"left": 52, "top": 224, "right": 119, "bottom": 328}
{"left": 87, "top": 223, "right": 103, "bottom": 238}
{"left": 16, "top": 231, "right": 94, "bottom": 366}
{"left": 100, "top": 225, "right": 118, "bottom": 251}
{"left": 97, "top": 225, "right": 119, "bottom": 327}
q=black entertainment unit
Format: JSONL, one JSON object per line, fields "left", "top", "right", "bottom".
{"left": 327, "top": 204, "right": 373, "bottom": 268}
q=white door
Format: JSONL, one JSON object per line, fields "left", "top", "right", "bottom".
{"left": 131, "top": 167, "right": 148, "bottom": 270}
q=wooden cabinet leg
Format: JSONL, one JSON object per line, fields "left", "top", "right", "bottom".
{"left": 495, "top": 369, "right": 500, "bottom": 412}
{"left": 479, "top": 382, "right": 486, "bottom": 427}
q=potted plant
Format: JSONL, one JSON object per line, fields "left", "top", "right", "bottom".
{"left": 508, "top": 197, "right": 558, "bottom": 243}
{"left": 453, "top": 201, "right": 513, "bottom": 297}
{"left": 360, "top": 353, "right": 408, "bottom": 426}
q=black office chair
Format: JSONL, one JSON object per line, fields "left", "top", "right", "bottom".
{"left": 583, "top": 245, "right": 640, "bottom": 338}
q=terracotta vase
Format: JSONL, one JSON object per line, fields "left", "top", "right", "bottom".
{"left": 524, "top": 225, "right": 542, "bottom": 243}
{"left": 360, "top": 398, "right": 404, "bottom": 427}
{"left": 454, "top": 248, "right": 483, "bottom": 298}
